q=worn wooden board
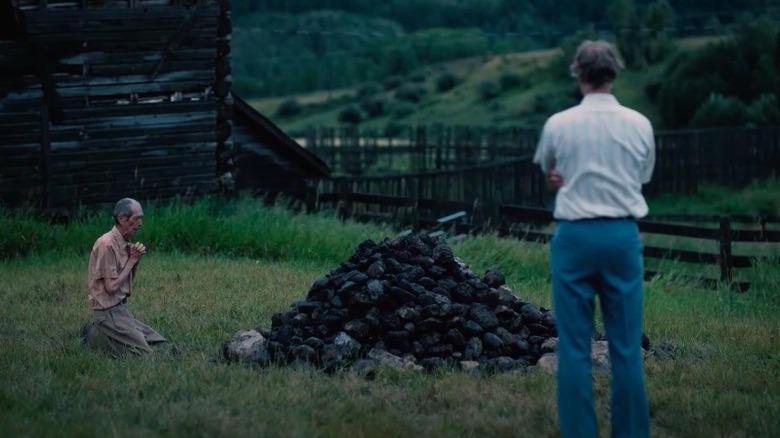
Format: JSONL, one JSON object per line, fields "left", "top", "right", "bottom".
{"left": 23, "top": 4, "right": 222, "bottom": 23}
{"left": 50, "top": 149, "right": 214, "bottom": 166}
{"left": 25, "top": 16, "right": 218, "bottom": 33}
{"left": 27, "top": 29, "right": 218, "bottom": 45}
{"left": 57, "top": 48, "right": 216, "bottom": 65}
{"left": 88, "top": 60, "right": 215, "bottom": 76}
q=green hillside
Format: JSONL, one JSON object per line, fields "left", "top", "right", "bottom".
{"left": 247, "top": 37, "right": 714, "bottom": 133}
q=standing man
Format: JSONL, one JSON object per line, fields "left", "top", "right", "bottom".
{"left": 533, "top": 40, "right": 654, "bottom": 438}
{"left": 81, "top": 198, "right": 166, "bottom": 354}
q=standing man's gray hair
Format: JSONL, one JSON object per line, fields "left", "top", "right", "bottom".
{"left": 114, "top": 198, "right": 139, "bottom": 223}
{"left": 569, "top": 40, "right": 625, "bottom": 88}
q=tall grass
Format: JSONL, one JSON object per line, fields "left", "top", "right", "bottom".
{"left": 1, "top": 197, "right": 392, "bottom": 265}
{"left": 1, "top": 198, "right": 779, "bottom": 437}
{"left": 648, "top": 178, "right": 780, "bottom": 216}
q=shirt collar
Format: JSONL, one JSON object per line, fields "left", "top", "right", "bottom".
{"left": 580, "top": 93, "right": 619, "bottom": 106}
{"left": 109, "top": 225, "right": 128, "bottom": 246}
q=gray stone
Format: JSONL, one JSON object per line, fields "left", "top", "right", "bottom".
{"left": 536, "top": 353, "right": 558, "bottom": 373}
{"left": 352, "top": 359, "right": 379, "bottom": 380}
{"left": 223, "top": 329, "right": 266, "bottom": 363}
{"left": 332, "top": 331, "right": 361, "bottom": 359}
{"left": 459, "top": 360, "right": 481, "bottom": 373}
{"left": 541, "top": 337, "right": 558, "bottom": 353}
{"left": 591, "top": 340, "right": 611, "bottom": 375}
{"left": 367, "top": 348, "right": 404, "bottom": 369}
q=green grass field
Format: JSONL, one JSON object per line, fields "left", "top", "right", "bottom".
{"left": 1, "top": 194, "right": 779, "bottom": 437}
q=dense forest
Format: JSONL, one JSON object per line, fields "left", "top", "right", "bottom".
{"left": 231, "top": 0, "right": 780, "bottom": 129}
{"left": 232, "top": 0, "right": 772, "bottom": 33}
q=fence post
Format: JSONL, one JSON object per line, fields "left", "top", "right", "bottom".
{"left": 411, "top": 176, "right": 420, "bottom": 231}
{"left": 40, "top": 105, "right": 52, "bottom": 209}
{"left": 718, "top": 216, "right": 732, "bottom": 284}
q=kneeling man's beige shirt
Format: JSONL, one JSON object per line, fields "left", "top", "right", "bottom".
{"left": 88, "top": 226, "right": 132, "bottom": 310}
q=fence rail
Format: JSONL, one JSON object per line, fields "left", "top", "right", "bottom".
{"left": 318, "top": 156, "right": 551, "bottom": 209}
{"left": 318, "top": 193, "right": 780, "bottom": 292}
{"left": 303, "top": 125, "right": 538, "bottom": 175}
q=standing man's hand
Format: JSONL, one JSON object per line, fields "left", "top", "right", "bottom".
{"left": 547, "top": 169, "right": 564, "bottom": 190}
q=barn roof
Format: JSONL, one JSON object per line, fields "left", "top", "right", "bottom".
{"left": 233, "top": 94, "right": 330, "bottom": 179}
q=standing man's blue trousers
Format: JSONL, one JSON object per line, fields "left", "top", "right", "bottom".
{"left": 551, "top": 219, "right": 649, "bottom": 438}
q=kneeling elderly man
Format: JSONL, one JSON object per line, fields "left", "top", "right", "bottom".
{"left": 81, "top": 197, "right": 166, "bottom": 354}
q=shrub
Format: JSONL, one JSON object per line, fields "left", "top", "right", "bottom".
{"left": 408, "top": 70, "right": 427, "bottom": 83}
{"left": 479, "top": 80, "right": 501, "bottom": 100}
{"left": 533, "top": 89, "right": 579, "bottom": 115}
{"left": 499, "top": 72, "right": 529, "bottom": 90}
{"left": 746, "top": 93, "right": 780, "bottom": 126}
{"left": 691, "top": 93, "right": 780, "bottom": 128}
{"left": 275, "top": 98, "right": 302, "bottom": 118}
{"left": 436, "top": 71, "right": 459, "bottom": 93}
{"left": 383, "top": 75, "right": 404, "bottom": 90}
{"left": 338, "top": 104, "right": 363, "bottom": 124}
{"left": 657, "top": 15, "right": 779, "bottom": 128}
{"left": 384, "top": 121, "right": 407, "bottom": 137}
{"left": 644, "top": 80, "right": 662, "bottom": 102}
{"left": 394, "top": 83, "right": 426, "bottom": 103}
{"left": 356, "top": 82, "right": 382, "bottom": 98}
{"left": 689, "top": 94, "right": 749, "bottom": 128}
{"left": 360, "top": 95, "right": 388, "bottom": 118}
{"left": 232, "top": 77, "right": 267, "bottom": 98}
{"left": 391, "top": 102, "right": 415, "bottom": 119}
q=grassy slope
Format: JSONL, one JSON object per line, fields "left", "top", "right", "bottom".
{"left": 248, "top": 37, "right": 720, "bottom": 132}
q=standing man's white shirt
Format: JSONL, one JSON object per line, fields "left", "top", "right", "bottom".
{"left": 533, "top": 93, "right": 655, "bottom": 220}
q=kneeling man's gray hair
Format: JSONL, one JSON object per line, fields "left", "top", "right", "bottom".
{"left": 114, "top": 198, "right": 140, "bottom": 221}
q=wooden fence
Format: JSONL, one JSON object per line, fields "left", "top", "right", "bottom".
{"left": 317, "top": 156, "right": 552, "bottom": 211}
{"left": 316, "top": 192, "right": 780, "bottom": 292}
{"left": 647, "top": 126, "right": 780, "bottom": 196}
{"left": 307, "top": 125, "right": 780, "bottom": 197}
{"left": 302, "top": 125, "right": 539, "bottom": 175}
{"left": 498, "top": 206, "right": 780, "bottom": 292}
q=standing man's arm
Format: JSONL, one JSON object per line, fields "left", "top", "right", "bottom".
{"left": 533, "top": 121, "right": 564, "bottom": 190}
{"left": 641, "top": 122, "right": 656, "bottom": 184}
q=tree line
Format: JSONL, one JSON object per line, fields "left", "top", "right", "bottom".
{"left": 232, "top": 0, "right": 773, "bottom": 34}
{"left": 231, "top": 0, "right": 780, "bottom": 129}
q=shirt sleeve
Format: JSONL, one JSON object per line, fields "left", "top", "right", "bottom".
{"left": 533, "top": 120, "right": 555, "bottom": 173}
{"left": 641, "top": 122, "right": 656, "bottom": 184}
{"left": 90, "top": 244, "right": 119, "bottom": 280}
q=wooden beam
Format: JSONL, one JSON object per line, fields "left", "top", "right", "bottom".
{"left": 149, "top": 0, "right": 211, "bottom": 81}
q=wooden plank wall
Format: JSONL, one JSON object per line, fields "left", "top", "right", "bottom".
{"left": 0, "top": 0, "right": 224, "bottom": 209}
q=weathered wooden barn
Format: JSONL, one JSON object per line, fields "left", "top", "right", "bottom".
{"left": 0, "top": 0, "right": 329, "bottom": 210}
{"left": 231, "top": 95, "right": 329, "bottom": 199}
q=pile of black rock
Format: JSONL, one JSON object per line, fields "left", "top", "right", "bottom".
{"left": 223, "top": 233, "right": 558, "bottom": 373}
